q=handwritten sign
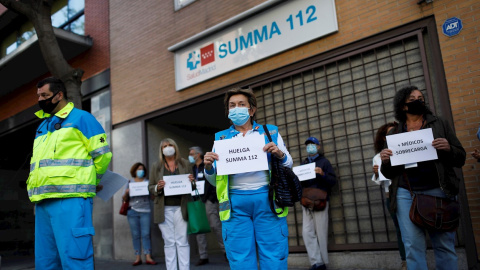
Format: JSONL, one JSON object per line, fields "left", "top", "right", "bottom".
{"left": 292, "top": 163, "right": 316, "bottom": 181}
{"left": 129, "top": 181, "right": 149, "bottom": 197}
{"left": 191, "top": 180, "right": 205, "bottom": 196}
{"left": 214, "top": 133, "right": 268, "bottom": 175}
{"left": 386, "top": 128, "right": 438, "bottom": 166}
{"left": 163, "top": 174, "right": 192, "bottom": 196}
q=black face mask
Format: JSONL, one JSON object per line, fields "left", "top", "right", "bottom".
{"left": 406, "top": 99, "right": 426, "bottom": 115}
{"left": 38, "top": 91, "right": 59, "bottom": 114}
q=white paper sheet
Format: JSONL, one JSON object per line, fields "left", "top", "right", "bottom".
{"left": 292, "top": 163, "right": 316, "bottom": 181}
{"left": 191, "top": 180, "right": 205, "bottom": 196}
{"left": 214, "top": 134, "right": 268, "bottom": 175}
{"left": 96, "top": 170, "right": 128, "bottom": 201}
{"left": 163, "top": 174, "right": 192, "bottom": 196}
{"left": 129, "top": 181, "right": 149, "bottom": 197}
{"left": 386, "top": 128, "right": 438, "bottom": 166}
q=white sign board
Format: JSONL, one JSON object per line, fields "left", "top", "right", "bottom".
{"left": 213, "top": 134, "right": 269, "bottom": 175}
{"left": 97, "top": 170, "right": 128, "bottom": 201}
{"left": 292, "top": 163, "right": 316, "bottom": 181}
{"left": 191, "top": 180, "right": 205, "bottom": 196}
{"left": 129, "top": 181, "right": 149, "bottom": 197}
{"left": 174, "top": 0, "right": 338, "bottom": 90}
{"left": 163, "top": 174, "right": 193, "bottom": 196}
{"left": 386, "top": 128, "right": 438, "bottom": 166}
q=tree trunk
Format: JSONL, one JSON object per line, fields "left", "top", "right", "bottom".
{"left": 0, "top": 0, "right": 84, "bottom": 109}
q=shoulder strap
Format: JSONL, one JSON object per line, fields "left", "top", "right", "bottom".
{"left": 263, "top": 125, "right": 273, "bottom": 142}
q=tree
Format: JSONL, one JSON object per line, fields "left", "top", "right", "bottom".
{"left": 0, "top": 0, "right": 83, "bottom": 108}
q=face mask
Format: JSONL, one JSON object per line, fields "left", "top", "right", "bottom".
{"left": 163, "top": 146, "right": 175, "bottom": 157}
{"left": 38, "top": 91, "right": 59, "bottom": 114}
{"left": 306, "top": 144, "right": 318, "bottom": 155}
{"left": 136, "top": 170, "right": 145, "bottom": 178}
{"left": 406, "top": 99, "right": 426, "bottom": 115}
{"left": 228, "top": 107, "right": 250, "bottom": 126}
{"left": 188, "top": 155, "right": 195, "bottom": 164}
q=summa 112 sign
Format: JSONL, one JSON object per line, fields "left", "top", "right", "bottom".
{"left": 174, "top": 0, "right": 338, "bottom": 91}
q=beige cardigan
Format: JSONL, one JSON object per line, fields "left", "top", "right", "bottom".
{"left": 148, "top": 158, "right": 191, "bottom": 224}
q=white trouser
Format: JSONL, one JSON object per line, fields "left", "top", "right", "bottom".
{"left": 196, "top": 200, "right": 225, "bottom": 259}
{"left": 302, "top": 202, "right": 329, "bottom": 266}
{"left": 158, "top": 206, "right": 190, "bottom": 270}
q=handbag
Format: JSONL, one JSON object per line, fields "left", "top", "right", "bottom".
{"left": 263, "top": 125, "right": 303, "bottom": 215}
{"left": 187, "top": 189, "right": 211, "bottom": 234}
{"left": 119, "top": 200, "right": 129, "bottom": 216}
{"left": 301, "top": 187, "right": 327, "bottom": 211}
{"left": 119, "top": 180, "right": 131, "bottom": 216}
{"left": 405, "top": 173, "right": 460, "bottom": 232}
{"left": 409, "top": 194, "right": 460, "bottom": 232}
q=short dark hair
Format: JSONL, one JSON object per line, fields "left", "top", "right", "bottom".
{"left": 223, "top": 87, "right": 257, "bottom": 124}
{"left": 37, "top": 77, "right": 68, "bottom": 100}
{"left": 130, "top": 162, "right": 147, "bottom": 178}
{"left": 393, "top": 85, "right": 431, "bottom": 122}
{"left": 374, "top": 122, "right": 397, "bottom": 153}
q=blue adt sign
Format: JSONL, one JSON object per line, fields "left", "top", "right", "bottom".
{"left": 442, "top": 17, "right": 463, "bottom": 37}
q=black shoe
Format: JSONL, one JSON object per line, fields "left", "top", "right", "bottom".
{"left": 309, "top": 264, "right": 326, "bottom": 270}
{"left": 196, "top": 258, "right": 209, "bottom": 266}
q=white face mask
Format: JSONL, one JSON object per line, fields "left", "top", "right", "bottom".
{"left": 163, "top": 146, "right": 175, "bottom": 157}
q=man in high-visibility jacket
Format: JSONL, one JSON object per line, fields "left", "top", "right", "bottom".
{"left": 28, "top": 77, "right": 112, "bottom": 269}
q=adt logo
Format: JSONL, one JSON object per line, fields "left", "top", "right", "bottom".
{"left": 442, "top": 17, "right": 463, "bottom": 37}
{"left": 187, "top": 43, "right": 215, "bottom": 71}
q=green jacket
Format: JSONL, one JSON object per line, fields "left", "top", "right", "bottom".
{"left": 27, "top": 102, "right": 112, "bottom": 203}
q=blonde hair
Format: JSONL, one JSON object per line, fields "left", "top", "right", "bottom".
{"left": 158, "top": 138, "right": 185, "bottom": 168}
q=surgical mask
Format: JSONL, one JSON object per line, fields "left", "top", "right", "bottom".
{"left": 228, "top": 107, "right": 250, "bottom": 126}
{"left": 188, "top": 155, "right": 195, "bottom": 164}
{"left": 406, "top": 99, "right": 426, "bottom": 115}
{"left": 306, "top": 144, "right": 318, "bottom": 155}
{"left": 136, "top": 170, "right": 145, "bottom": 178}
{"left": 163, "top": 146, "right": 175, "bottom": 157}
{"left": 38, "top": 91, "right": 59, "bottom": 114}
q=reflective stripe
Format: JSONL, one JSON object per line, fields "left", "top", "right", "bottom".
{"left": 30, "top": 163, "right": 36, "bottom": 172}
{"left": 90, "top": 145, "right": 110, "bottom": 159}
{"left": 39, "top": 159, "right": 93, "bottom": 168}
{"left": 219, "top": 201, "right": 230, "bottom": 212}
{"left": 97, "top": 173, "right": 104, "bottom": 179}
{"left": 28, "top": 184, "right": 96, "bottom": 197}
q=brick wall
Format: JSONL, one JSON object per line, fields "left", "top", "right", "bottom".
{"left": 110, "top": 0, "right": 480, "bottom": 255}
{"left": 0, "top": 0, "right": 110, "bottom": 122}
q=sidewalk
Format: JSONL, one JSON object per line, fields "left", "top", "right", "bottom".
{"left": 1, "top": 254, "right": 309, "bottom": 270}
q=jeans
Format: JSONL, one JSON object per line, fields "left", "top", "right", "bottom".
{"left": 222, "top": 186, "right": 289, "bottom": 270}
{"left": 386, "top": 197, "right": 406, "bottom": 261}
{"left": 396, "top": 187, "right": 457, "bottom": 270}
{"left": 127, "top": 209, "right": 152, "bottom": 255}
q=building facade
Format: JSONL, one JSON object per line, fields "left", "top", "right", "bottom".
{"left": 0, "top": 0, "right": 478, "bottom": 268}
{"left": 109, "top": 0, "right": 479, "bottom": 268}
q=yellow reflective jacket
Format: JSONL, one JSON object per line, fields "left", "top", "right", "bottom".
{"left": 27, "top": 102, "right": 112, "bottom": 203}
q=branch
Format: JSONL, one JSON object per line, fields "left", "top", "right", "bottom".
{"left": 0, "top": 0, "right": 32, "bottom": 17}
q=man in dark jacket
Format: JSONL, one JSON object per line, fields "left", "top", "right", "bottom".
{"left": 189, "top": 146, "right": 226, "bottom": 265}
{"left": 301, "top": 137, "right": 337, "bottom": 270}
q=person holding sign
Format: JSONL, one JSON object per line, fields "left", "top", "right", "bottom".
{"left": 188, "top": 146, "right": 226, "bottom": 266}
{"left": 301, "top": 137, "right": 336, "bottom": 270}
{"left": 203, "top": 87, "right": 293, "bottom": 270}
{"left": 371, "top": 123, "right": 406, "bottom": 270}
{"left": 380, "top": 86, "right": 466, "bottom": 270}
{"left": 122, "top": 162, "right": 156, "bottom": 266}
{"left": 148, "top": 138, "right": 192, "bottom": 270}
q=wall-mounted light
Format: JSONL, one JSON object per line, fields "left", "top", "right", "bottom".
{"left": 417, "top": 0, "right": 433, "bottom": 4}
